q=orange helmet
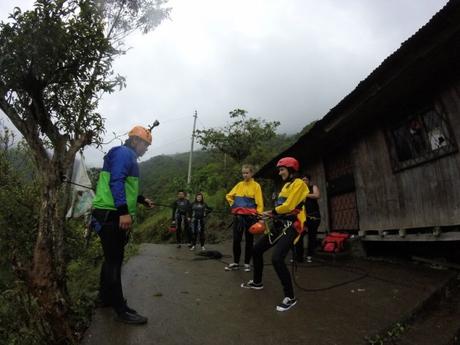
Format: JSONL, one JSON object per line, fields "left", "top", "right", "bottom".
{"left": 128, "top": 126, "right": 152, "bottom": 145}
{"left": 276, "top": 157, "right": 299, "bottom": 171}
{"left": 249, "top": 221, "right": 266, "bottom": 235}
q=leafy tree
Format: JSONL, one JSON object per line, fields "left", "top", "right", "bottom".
{"left": 0, "top": 126, "right": 42, "bottom": 345}
{"left": 0, "top": 0, "right": 169, "bottom": 343}
{"left": 246, "top": 133, "right": 297, "bottom": 166}
{"left": 195, "top": 109, "right": 280, "bottom": 164}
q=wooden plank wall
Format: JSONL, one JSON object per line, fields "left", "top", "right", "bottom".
{"left": 353, "top": 82, "right": 460, "bottom": 231}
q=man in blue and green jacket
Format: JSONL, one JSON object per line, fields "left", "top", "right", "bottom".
{"left": 92, "top": 125, "right": 154, "bottom": 325}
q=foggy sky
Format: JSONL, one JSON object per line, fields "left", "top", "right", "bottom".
{"left": 0, "top": 0, "right": 449, "bottom": 166}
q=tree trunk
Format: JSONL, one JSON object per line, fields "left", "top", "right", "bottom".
{"left": 29, "top": 170, "right": 76, "bottom": 345}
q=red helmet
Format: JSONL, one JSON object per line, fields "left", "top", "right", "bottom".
{"left": 249, "top": 221, "right": 266, "bottom": 235}
{"left": 276, "top": 157, "right": 299, "bottom": 171}
{"left": 128, "top": 126, "right": 152, "bottom": 145}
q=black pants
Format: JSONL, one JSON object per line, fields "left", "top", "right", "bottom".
{"left": 192, "top": 218, "right": 206, "bottom": 246}
{"left": 175, "top": 214, "right": 191, "bottom": 244}
{"left": 93, "top": 210, "right": 128, "bottom": 313}
{"left": 294, "top": 217, "right": 321, "bottom": 261}
{"left": 253, "top": 225, "right": 298, "bottom": 299}
{"left": 232, "top": 215, "right": 256, "bottom": 264}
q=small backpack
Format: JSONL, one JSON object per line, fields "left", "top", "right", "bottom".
{"left": 322, "top": 232, "right": 350, "bottom": 253}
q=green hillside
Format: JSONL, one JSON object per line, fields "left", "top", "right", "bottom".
{"left": 139, "top": 150, "right": 216, "bottom": 201}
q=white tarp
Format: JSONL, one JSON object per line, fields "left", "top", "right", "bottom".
{"left": 66, "top": 153, "right": 95, "bottom": 218}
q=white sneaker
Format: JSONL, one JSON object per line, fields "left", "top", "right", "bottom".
{"left": 240, "top": 280, "right": 264, "bottom": 290}
{"left": 224, "top": 263, "right": 239, "bottom": 271}
{"left": 276, "top": 297, "right": 297, "bottom": 312}
{"left": 190, "top": 245, "right": 195, "bottom": 251}
{"left": 201, "top": 246, "right": 206, "bottom": 251}
{"left": 306, "top": 256, "right": 312, "bottom": 263}
{"left": 243, "top": 264, "right": 251, "bottom": 272}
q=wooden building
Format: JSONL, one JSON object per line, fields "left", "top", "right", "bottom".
{"left": 256, "top": 0, "right": 460, "bottom": 242}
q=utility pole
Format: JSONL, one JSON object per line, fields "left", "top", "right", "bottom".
{"left": 187, "top": 110, "right": 198, "bottom": 186}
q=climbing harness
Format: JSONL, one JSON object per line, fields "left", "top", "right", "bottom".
{"left": 268, "top": 219, "right": 293, "bottom": 245}
{"left": 254, "top": 212, "right": 297, "bottom": 245}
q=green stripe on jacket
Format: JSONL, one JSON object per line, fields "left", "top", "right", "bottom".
{"left": 92, "top": 171, "right": 139, "bottom": 215}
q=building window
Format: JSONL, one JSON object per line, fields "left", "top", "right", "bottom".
{"left": 387, "top": 107, "right": 457, "bottom": 171}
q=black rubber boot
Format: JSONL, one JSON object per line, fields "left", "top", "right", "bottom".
{"left": 115, "top": 311, "right": 148, "bottom": 325}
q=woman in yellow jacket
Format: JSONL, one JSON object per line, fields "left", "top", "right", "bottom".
{"left": 225, "top": 164, "right": 264, "bottom": 272}
{"left": 241, "top": 157, "right": 308, "bottom": 312}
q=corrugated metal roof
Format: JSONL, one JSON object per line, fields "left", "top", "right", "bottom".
{"left": 257, "top": 0, "right": 460, "bottom": 178}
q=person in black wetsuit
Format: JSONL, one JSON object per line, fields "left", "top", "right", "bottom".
{"left": 171, "top": 190, "right": 192, "bottom": 248}
{"left": 190, "top": 192, "right": 213, "bottom": 251}
{"left": 294, "top": 173, "right": 321, "bottom": 263}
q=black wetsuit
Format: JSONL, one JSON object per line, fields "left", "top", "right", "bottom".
{"left": 294, "top": 184, "right": 321, "bottom": 261}
{"left": 191, "top": 202, "right": 213, "bottom": 247}
{"left": 172, "top": 199, "right": 192, "bottom": 244}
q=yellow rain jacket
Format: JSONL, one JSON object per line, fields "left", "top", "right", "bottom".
{"left": 274, "top": 178, "right": 309, "bottom": 234}
{"left": 226, "top": 178, "right": 264, "bottom": 215}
